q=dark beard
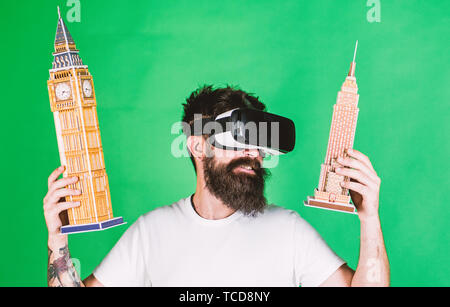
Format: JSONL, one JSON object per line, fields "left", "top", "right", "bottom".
{"left": 203, "top": 156, "right": 271, "bottom": 216}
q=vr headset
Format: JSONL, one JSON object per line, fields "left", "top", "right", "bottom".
{"left": 187, "top": 108, "right": 295, "bottom": 156}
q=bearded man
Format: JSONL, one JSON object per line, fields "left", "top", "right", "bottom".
{"left": 44, "top": 85, "right": 389, "bottom": 287}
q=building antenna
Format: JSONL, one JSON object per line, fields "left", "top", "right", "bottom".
{"left": 57, "top": 6, "right": 61, "bottom": 19}
{"left": 353, "top": 40, "right": 358, "bottom": 63}
{"left": 348, "top": 40, "right": 358, "bottom": 77}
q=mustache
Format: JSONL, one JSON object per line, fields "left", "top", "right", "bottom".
{"left": 226, "top": 157, "right": 262, "bottom": 173}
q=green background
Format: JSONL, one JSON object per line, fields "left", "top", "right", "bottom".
{"left": 0, "top": 0, "right": 448, "bottom": 286}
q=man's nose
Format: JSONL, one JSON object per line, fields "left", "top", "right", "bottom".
{"left": 243, "top": 149, "right": 263, "bottom": 160}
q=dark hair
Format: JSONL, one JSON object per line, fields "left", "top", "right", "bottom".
{"left": 182, "top": 85, "right": 267, "bottom": 171}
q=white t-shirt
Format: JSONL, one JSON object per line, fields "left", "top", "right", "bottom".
{"left": 93, "top": 196, "right": 345, "bottom": 287}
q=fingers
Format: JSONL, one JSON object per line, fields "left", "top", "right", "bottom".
{"left": 49, "top": 176, "right": 79, "bottom": 194}
{"left": 45, "top": 166, "right": 80, "bottom": 207}
{"left": 44, "top": 166, "right": 83, "bottom": 235}
{"left": 347, "top": 149, "right": 375, "bottom": 172}
{"left": 45, "top": 188, "right": 81, "bottom": 206}
{"left": 335, "top": 167, "right": 374, "bottom": 186}
{"left": 340, "top": 181, "right": 367, "bottom": 195}
{"left": 55, "top": 201, "right": 81, "bottom": 213}
{"left": 337, "top": 150, "right": 381, "bottom": 218}
{"left": 337, "top": 155, "right": 378, "bottom": 183}
{"left": 51, "top": 188, "right": 81, "bottom": 202}
{"left": 48, "top": 165, "right": 66, "bottom": 188}
{"left": 336, "top": 150, "right": 381, "bottom": 191}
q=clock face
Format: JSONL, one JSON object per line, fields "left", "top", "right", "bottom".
{"left": 82, "top": 80, "right": 93, "bottom": 97}
{"left": 55, "top": 82, "right": 71, "bottom": 101}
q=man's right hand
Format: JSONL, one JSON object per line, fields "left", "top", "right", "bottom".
{"left": 43, "top": 165, "right": 81, "bottom": 237}
{"left": 44, "top": 166, "right": 100, "bottom": 287}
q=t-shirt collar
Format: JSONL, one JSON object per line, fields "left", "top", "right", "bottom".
{"left": 183, "top": 194, "right": 243, "bottom": 226}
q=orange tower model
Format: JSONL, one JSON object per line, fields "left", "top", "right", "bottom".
{"left": 47, "top": 7, "right": 124, "bottom": 233}
{"left": 304, "top": 41, "right": 360, "bottom": 214}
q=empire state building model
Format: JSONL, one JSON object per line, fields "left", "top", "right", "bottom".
{"left": 47, "top": 7, "right": 124, "bottom": 233}
{"left": 305, "top": 42, "right": 360, "bottom": 214}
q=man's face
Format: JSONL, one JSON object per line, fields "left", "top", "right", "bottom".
{"left": 202, "top": 145, "right": 270, "bottom": 216}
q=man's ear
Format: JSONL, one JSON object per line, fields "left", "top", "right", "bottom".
{"left": 187, "top": 135, "right": 206, "bottom": 160}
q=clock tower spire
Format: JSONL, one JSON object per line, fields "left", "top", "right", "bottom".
{"left": 52, "top": 6, "right": 84, "bottom": 70}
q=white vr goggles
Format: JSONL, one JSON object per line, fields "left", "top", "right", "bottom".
{"left": 186, "top": 108, "right": 296, "bottom": 156}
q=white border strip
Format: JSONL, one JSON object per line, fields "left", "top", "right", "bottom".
{"left": 53, "top": 110, "right": 77, "bottom": 224}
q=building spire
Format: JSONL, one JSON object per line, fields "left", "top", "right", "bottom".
{"left": 348, "top": 40, "right": 358, "bottom": 78}
{"left": 353, "top": 40, "right": 358, "bottom": 63}
{"left": 51, "top": 6, "right": 84, "bottom": 70}
{"left": 54, "top": 6, "right": 75, "bottom": 51}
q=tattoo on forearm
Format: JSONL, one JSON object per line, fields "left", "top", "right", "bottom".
{"left": 47, "top": 249, "right": 60, "bottom": 286}
{"left": 47, "top": 245, "right": 81, "bottom": 287}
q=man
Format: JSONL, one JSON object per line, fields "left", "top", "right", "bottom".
{"left": 44, "top": 85, "right": 389, "bottom": 287}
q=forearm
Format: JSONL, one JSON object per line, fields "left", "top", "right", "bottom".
{"left": 48, "top": 234, "right": 84, "bottom": 287}
{"left": 351, "top": 215, "right": 390, "bottom": 287}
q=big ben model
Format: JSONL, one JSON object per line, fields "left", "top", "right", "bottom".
{"left": 47, "top": 7, "right": 124, "bottom": 233}
{"left": 304, "top": 42, "right": 360, "bottom": 214}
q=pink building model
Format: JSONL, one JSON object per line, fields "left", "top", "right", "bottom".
{"left": 304, "top": 41, "right": 360, "bottom": 214}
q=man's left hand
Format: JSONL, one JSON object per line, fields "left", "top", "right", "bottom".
{"left": 335, "top": 149, "right": 381, "bottom": 220}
